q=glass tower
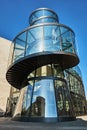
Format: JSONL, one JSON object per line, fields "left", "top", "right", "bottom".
{"left": 6, "top": 8, "right": 81, "bottom": 122}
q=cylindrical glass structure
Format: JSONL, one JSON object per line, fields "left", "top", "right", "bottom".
{"left": 13, "top": 64, "right": 75, "bottom": 122}
{"left": 6, "top": 8, "right": 81, "bottom": 122}
{"left": 29, "top": 8, "right": 59, "bottom": 25}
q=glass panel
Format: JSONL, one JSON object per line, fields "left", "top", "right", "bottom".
{"left": 44, "top": 26, "right": 60, "bottom": 51}
{"left": 59, "top": 26, "right": 77, "bottom": 54}
{"left": 14, "top": 49, "right": 24, "bottom": 61}
{"left": 27, "top": 31, "right": 35, "bottom": 44}
{"left": 21, "top": 81, "right": 33, "bottom": 116}
{"left": 31, "top": 79, "right": 57, "bottom": 117}
{"left": 34, "top": 17, "right": 57, "bottom": 25}
{"left": 30, "top": 14, "right": 38, "bottom": 24}
{"left": 18, "top": 32, "right": 27, "bottom": 42}
{"left": 65, "top": 69, "right": 85, "bottom": 97}
{"left": 71, "top": 32, "right": 77, "bottom": 54}
{"left": 55, "top": 79, "right": 74, "bottom": 117}
{"left": 60, "top": 26, "right": 68, "bottom": 34}
{"left": 15, "top": 38, "right": 25, "bottom": 48}
{"left": 53, "top": 64, "right": 64, "bottom": 78}
{"left": 13, "top": 38, "right": 25, "bottom": 61}
{"left": 61, "top": 30, "right": 73, "bottom": 53}
{"left": 71, "top": 66, "right": 82, "bottom": 78}
{"left": 26, "top": 26, "right": 43, "bottom": 55}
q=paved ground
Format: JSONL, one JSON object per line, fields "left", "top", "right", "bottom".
{"left": 0, "top": 116, "right": 87, "bottom": 130}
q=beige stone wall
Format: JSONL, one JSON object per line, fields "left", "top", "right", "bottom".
{"left": 0, "top": 37, "right": 11, "bottom": 112}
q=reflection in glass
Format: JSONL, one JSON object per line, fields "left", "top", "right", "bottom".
{"left": 12, "top": 24, "right": 77, "bottom": 63}
{"left": 21, "top": 81, "right": 33, "bottom": 116}
{"left": 55, "top": 80, "right": 74, "bottom": 117}
{"left": 31, "top": 79, "right": 57, "bottom": 117}
{"left": 13, "top": 64, "right": 76, "bottom": 121}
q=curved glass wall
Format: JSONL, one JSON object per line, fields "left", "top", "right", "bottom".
{"left": 29, "top": 8, "right": 59, "bottom": 25}
{"left": 65, "top": 66, "right": 84, "bottom": 96}
{"left": 22, "top": 79, "right": 57, "bottom": 118}
{"left": 12, "top": 24, "right": 76, "bottom": 62}
{"left": 31, "top": 17, "right": 57, "bottom": 25}
{"left": 13, "top": 64, "right": 75, "bottom": 120}
{"left": 65, "top": 66, "right": 86, "bottom": 115}
{"left": 67, "top": 66, "right": 82, "bottom": 78}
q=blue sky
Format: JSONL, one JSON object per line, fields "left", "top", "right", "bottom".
{"left": 0, "top": 0, "right": 87, "bottom": 98}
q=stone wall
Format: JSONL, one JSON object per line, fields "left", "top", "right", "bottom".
{"left": 0, "top": 37, "right": 11, "bottom": 113}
